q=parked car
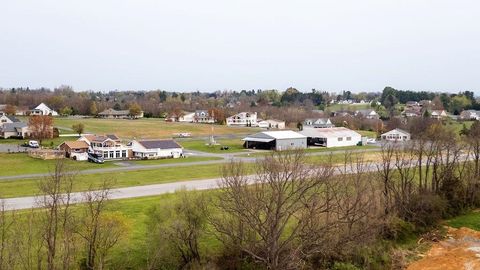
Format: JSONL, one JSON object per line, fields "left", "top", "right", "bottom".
{"left": 87, "top": 152, "right": 104, "bottom": 164}
{"left": 28, "top": 140, "right": 40, "bottom": 148}
{"left": 220, "top": 146, "right": 230, "bottom": 150}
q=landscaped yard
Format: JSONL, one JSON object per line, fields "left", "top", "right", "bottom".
{"left": 53, "top": 117, "right": 259, "bottom": 139}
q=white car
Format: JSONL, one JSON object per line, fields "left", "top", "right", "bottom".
{"left": 28, "top": 140, "right": 40, "bottom": 148}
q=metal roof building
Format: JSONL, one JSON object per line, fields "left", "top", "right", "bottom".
{"left": 299, "top": 127, "right": 361, "bottom": 148}
{"left": 242, "top": 130, "right": 307, "bottom": 151}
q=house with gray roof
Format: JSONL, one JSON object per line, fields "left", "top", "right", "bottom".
{"left": 0, "top": 122, "right": 29, "bottom": 139}
{"left": 354, "top": 109, "right": 379, "bottom": 119}
{"left": 131, "top": 139, "right": 183, "bottom": 159}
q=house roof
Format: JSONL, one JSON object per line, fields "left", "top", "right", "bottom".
{"left": 382, "top": 128, "right": 410, "bottom": 136}
{"left": 4, "top": 115, "right": 20, "bottom": 122}
{"left": 106, "top": 134, "right": 120, "bottom": 140}
{"left": 299, "top": 127, "right": 361, "bottom": 138}
{"left": 1, "top": 122, "right": 27, "bottom": 132}
{"left": 80, "top": 134, "right": 96, "bottom": 142}
{"left": 137, "top": 139, "right": 182, "bottom": 149}
{"left": 355, "top": 109, "right": 377, "bottom": 115}
{"left": 243, "top": 130, "right": 306, "bottom": 141}
{"left": 98, "top": 108, "right": 130, "bottom": 115}
{"left": 80, "top": 134, "right": 119, "bottom": 143}
{"left": 305, "top": 118, "right": 331, "bottom": 125}
{"left": 61, "top": 141, "right": 89, "bottom": 149}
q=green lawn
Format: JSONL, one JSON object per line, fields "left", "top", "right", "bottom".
{"left": 356, "top": 130, "right": 378, "bottom": 138}
{"left": 446, "top": 211, "right": 480, "bottom": 231}
{"left": 0, "top": 162, "right": 242, "bottom": 198}
{"left": 446, "top": 120, "right": 474, "bottom": 135}
{"left": 180, "top": 138, "right": 247, "bottom": 153}
{"left": 53, "top": 117, "right": 259, "bottom": 139}
{"left": 326, "top": 103, "right": 371, "bottom": 112}
{"left": 0, "top": 136, "right": 73, "bottom": 147}
{"left": 0, "top": 153, "right": 115, "bottom": 177}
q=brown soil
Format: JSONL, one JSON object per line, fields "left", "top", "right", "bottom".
{"left": 408, "top": 227, "right": 480, "bottom": 270}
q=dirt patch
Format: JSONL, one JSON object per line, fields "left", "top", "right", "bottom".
{"left": 408, "top": 227, "right": 480, "bottom": 270}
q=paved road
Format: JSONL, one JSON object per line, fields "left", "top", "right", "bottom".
{"left": 3, "top": 154, "right": 470, "bottom": 210}
{"left": 0, "top": 144, "right": 29, "bottom": 153}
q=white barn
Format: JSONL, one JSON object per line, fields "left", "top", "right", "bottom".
{"left": 381, "top": 128, "right": 411, "bottom": 142}
{"left": 299, "top": 127, "right": 362, "bottom": 148}
{"left": 131, "top": 139, "right": 183, "bottom": 159}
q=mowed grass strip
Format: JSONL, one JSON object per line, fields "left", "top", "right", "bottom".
{"left": 0, "top": 153, "right": 115, "bottom": 177}
{"left": 0, "top": 162, "right": 243, "bottom": 198}
{"left": 180, "top": 138, "right": 246, "bottom": 153}
{"left": 53, "top": 117, "right": 259, "bottom": 139}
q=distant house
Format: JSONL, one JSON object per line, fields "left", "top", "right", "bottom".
{"left": 30, "top": 103, "right": 58, "bottom": 116}
{"left": 0, "top": 115, "right": 20, "bottom": 126}
{"left": 226, "top": 112, "right": 258, "bottom": 127}
{"left": 381, "top": 128, "right": 411, "bottom": 142}
{"left": 430, "top": 110, "right": 448, "bottom": 119}
{"left": 194, "top": 110, "right": 215, "bottom": 123}
{"left": 0, "top": 122, "right": 29, "bottom": 139}
{"left": 460, "top": 110, "right": 480, "bottom": 120}
{"left": 78, "top": 134, "right": 131, "bottom": 160}
{"left": 406, "top": 101, "right": 420, "bottom": 107}
{"left": 98, "top": 108, "right": 144, "bottom": 119}
{"left": 402, "top": 107, "right": 422, "bottom": 118}
{"left": 303, "top": 118, "right": 335, "bottom": 128}
{"left": 354, "top": 109, "right": 379, "bottom": 119}
{"left": 299, "top": 127, "right": 361, "bottom": 148}
{"left": 59, "top": 141, "right": 90, "bottom": 160}
{"left": 131, "top": 139, "right": 183, "bottom": 159}
{"left": 166, "top": 112, "right": 195, "bottom": 122}
{"left": 332, "top": 110, "right": 354, "bottom": 117}
{"left": 257, "top": 119, "right": 286, "bottom": 129}
{"left": 242, "top": 130, "right": 306, "bottom": 151}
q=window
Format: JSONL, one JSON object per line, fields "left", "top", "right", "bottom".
{"left": 109, "top": 151, "right": 114, "bottom": 158}
{"left": 115, "top": 151, "right": 120, "bottom": 158}
{"left": 122, "top": 150, "right": 127, "bottom": 158}
{"left": 338, "top": 137, "right": 343, "bottom": 141}
{"left": 103, "top": 152, "right": 108, "bottom": 158}
{"left": 346, "top": 137, "right": 351, "bottom": 141}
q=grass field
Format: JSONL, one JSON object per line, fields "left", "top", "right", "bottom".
{"left": 0, "top": 161, "right": 237, "bottom": 198}
{"left": 326, "top": 103, "right": 371, "bottom": 112}
{"left": 53, "top": 117, "right": 259, "bottom": 139}
{"left": 446, "top": 211, "right": 480, "bottom": 231}
{"left": 0, "top": 153, "right": 221, "bottom": 177}
{"left": 180, "top": 138, "right": 247, "bottom": 153}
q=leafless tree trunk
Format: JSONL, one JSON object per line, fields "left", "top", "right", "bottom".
{"left": 212, "top": 150, "right": 334, "bottom": 270}
{"left": 37, "top": 159, "right": 77, "bottom": 270}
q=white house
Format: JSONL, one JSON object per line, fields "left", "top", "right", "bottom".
{"left": 257, "top": 119, "right": 285, "bottom": 129}
{"left": 131, "top": 139, "right": 183, "bottom": 159}
{"left": 0, "top": 115, "right": 20, "bottom": 127}
{"left": 30, "top": 103, "right": 58, "bottom": 116}
{"left": 460, "top": 110, "right": 480, "bottom": 120}
{"left": 0, "top": 122, "right": 29, "bottom": 139}
{"left": 226, "top": 112, "right": 258, "bottom": 127}
{"left": 381, "top": 128, "right": 411, "bottom": 142}
{"left": 194, "top": 110, "right": 215, "bottom": 123}
{"left": 303, "top": 118, "right": 335, "bottom": 128}
{"left": 430, "top": 110, "right": 448, "bottom": 119}
{"left": 98, "top": 108, "right": 144, "bottom": 119}
{"left": 355, "top": 109, "right": 379, "bottom": 119}
{"left": 78, "top": 134, "right": 131, "bottom": 160}
{"left": 166, "top": 112, "right": 195, "bottom": 122}
{"left": 299, "top": 127, "right": 362, "bottom": 148}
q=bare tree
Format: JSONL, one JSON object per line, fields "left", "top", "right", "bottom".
{"left": 212, "top": 150, "right": 334, "bottom": 270}
{"left": 78, "top": 179, "right": 128, "bottom": 270}
{"left": 28, "top": 115, "right": 54, "bottom": 144}
{"left": 37, "top": 159, "right": 77, "bottom": 270}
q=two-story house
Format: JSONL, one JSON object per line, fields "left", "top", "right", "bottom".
{"left": 303, "top": 118, "right": 335, "bottom": 128}
{"left": 194, "top": 110, "right": 215, "bottom": 123}
{"left": 226, "top": 112, "right": 258, "bottom": 127}
{"left": 30, "top": 103, "right": 58, "bottom": 116}
{"left": 78, "top": 134, "right": 131, "bottom": 160}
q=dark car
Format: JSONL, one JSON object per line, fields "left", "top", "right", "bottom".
{"left": 88, "top": 152, "right": 105, "bottom": 164}
{"left": 220, "top": 146, "right": 230, "bottom": 150}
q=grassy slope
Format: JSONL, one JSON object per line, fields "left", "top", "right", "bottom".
{"left": 326, "top": 103, "right": 371, "bottom": 112}
{"left": 447, "top": 211, "right": 480, "bottom": 231}
{"left": 53, "top": 117, "right": 259, "bottom": 139}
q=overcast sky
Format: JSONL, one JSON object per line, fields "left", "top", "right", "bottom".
{"left": 1, "top": 0, "right": 479, "bottom": 93}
